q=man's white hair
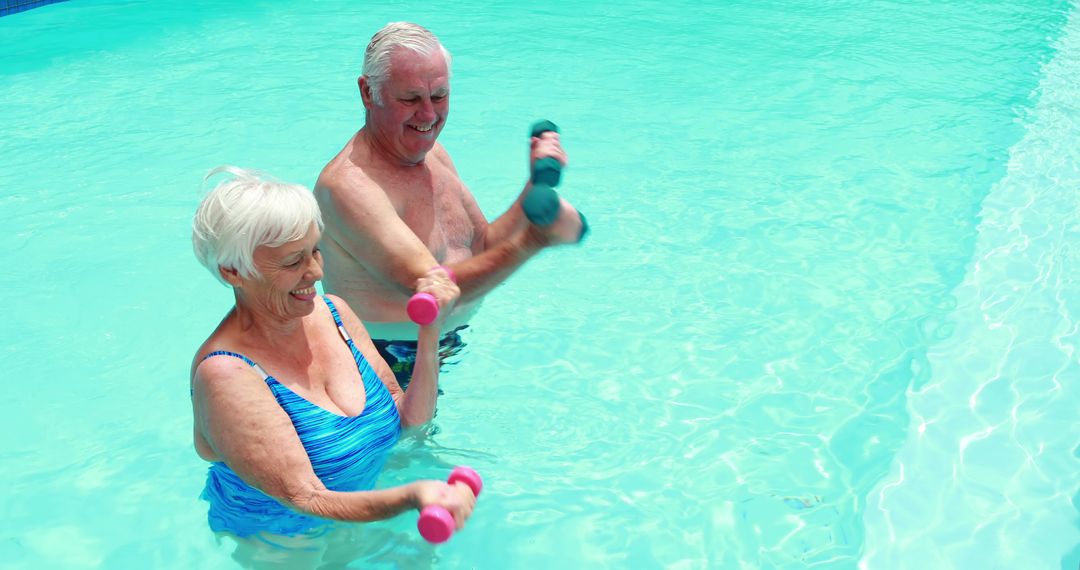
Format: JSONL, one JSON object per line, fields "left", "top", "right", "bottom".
{"left": 192, "top": 166, "right": 323, "bottom": 286}
{"left": 362, "top": 22, "right": 452, "bottom": 105}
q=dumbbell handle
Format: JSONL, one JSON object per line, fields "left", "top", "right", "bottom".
{"left": 417, "top": 467, "right": 484, "bottom": 544}
{"left": 524, "top": 119, "right": 564, "bottom": 227}
{"left": 530, "top": 120, "right": 562, "bottom": 188}
{"left": 406, "top": 266, "right": 457, "bottom": 325}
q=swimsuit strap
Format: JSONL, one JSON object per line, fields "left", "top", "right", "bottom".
{"left": 202, "top": 350, "right": 271, "bottom": 381}
{"left": 322, "top": 295, "right": 353, "bottom": 343}
{"left": 322, "top": 296, "right": 381, "bottom": 390}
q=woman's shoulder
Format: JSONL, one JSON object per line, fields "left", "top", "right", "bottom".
{"left": 322, "top": 293, "right": 359, "bottom": 322}
{"left": 321, "top": 294, "right": 372, "bottom": 339}
{"left": 189, "top": 308, "right": 246, "bottom": 379}
{"left": 322, "top": 292, "right": 346, "bottom": 308}
{"left": 190, "top": 343, "right": 268, "bottom": 401}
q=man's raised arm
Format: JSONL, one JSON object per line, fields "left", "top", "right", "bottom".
{"left": 315, "top": 170, "right": 437, "bottom": 298}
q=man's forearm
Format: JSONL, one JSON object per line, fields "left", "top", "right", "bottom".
{"left": 480, "top": 183, "right": 533, "bottom": 247}
{"left": 449, "top": 223, "right": 547, "bottom": 304}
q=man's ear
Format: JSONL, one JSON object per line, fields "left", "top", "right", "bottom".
{"left": 219, "top": 265, "right": 243, "bottom": 287}
{"left": 359, "top": 76, "right": 374, "bottom": 110}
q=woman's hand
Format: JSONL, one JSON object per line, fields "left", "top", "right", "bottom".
{"left": 413, "top": 479, "right": 477, "bottom": 530}
{"left": 415, "top": 266, "right": 460, "bottom": 327}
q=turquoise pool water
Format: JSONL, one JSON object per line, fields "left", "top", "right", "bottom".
{"left": 2, "top": 1, "right": 1078, "bottom": 568}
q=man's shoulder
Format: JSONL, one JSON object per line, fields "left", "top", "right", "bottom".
{"left": 316, "top": 147, "right": 378, "bottom": 199}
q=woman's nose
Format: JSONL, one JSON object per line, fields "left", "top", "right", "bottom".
{"left": 306, "top": 254, "right": 324, "bottom": 281}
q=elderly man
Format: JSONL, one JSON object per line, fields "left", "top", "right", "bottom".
{"left": 315, "top": 22, "right": 586, "bottom": 387}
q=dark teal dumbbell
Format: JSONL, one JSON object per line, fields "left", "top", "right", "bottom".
{"left": 530, "top": 121, "right": 562, "bottom": 187}
{"left": 530, "top": 120, "right": 559, "bottom": 138}
{"left": 523, "top": 120, "right": 562, "bottom": 227}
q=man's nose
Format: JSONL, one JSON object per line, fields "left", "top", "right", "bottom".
{"left": 416, "top": 97, "right": 437, "bottom": 121}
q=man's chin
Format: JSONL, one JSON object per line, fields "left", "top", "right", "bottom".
{"left": 403, "top": 144, "right": 436, "bottom": 163}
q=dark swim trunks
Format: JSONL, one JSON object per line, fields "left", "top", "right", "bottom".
{"left": 371, "top": 326, "right": 468, "bottom": 391}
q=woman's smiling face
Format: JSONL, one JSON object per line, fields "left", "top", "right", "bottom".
{"left": 243, "top": 223, "right": 324, "bottom": 320}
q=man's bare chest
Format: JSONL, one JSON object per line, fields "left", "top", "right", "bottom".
{"left": 392, "top": 180, "right": 475, "bottom": 252}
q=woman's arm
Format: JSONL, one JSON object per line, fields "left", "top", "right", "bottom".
{"left": 398, "top": 321, "right": 442, "bottom": 427}
{"left": 324, "top": 266, "right": 458, "bottom": 428}
{"left": 193, "top": 356, "right": 425, "bottom": 522}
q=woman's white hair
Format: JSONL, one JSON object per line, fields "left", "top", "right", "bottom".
{"left": 192, "top": 166, "right": 323, "bottom": 286}
{"left": 363, "top": 22, "right": 452, "bottom": 105}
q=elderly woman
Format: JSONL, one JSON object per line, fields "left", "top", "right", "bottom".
{"left": 189, "top": 166, "right": 474, "bottom": 540}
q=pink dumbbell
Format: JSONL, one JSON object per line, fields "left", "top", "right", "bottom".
{"left": 406, "top": 266, "right": 457, "bottom": 325}
{"left": 417, "top": 466, "right": 483, "bottom": 544}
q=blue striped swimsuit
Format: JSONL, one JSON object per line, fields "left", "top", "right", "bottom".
{"left": 200, "top": 296, "right": 402, "bottom": 537}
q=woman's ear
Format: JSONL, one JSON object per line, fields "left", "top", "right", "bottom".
{"left": 219, "top": 265, "right": 243, "bottom": 287}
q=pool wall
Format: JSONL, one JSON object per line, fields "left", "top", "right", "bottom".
{"left": 1, "top": 0, "right": 67, "bottom": 17}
